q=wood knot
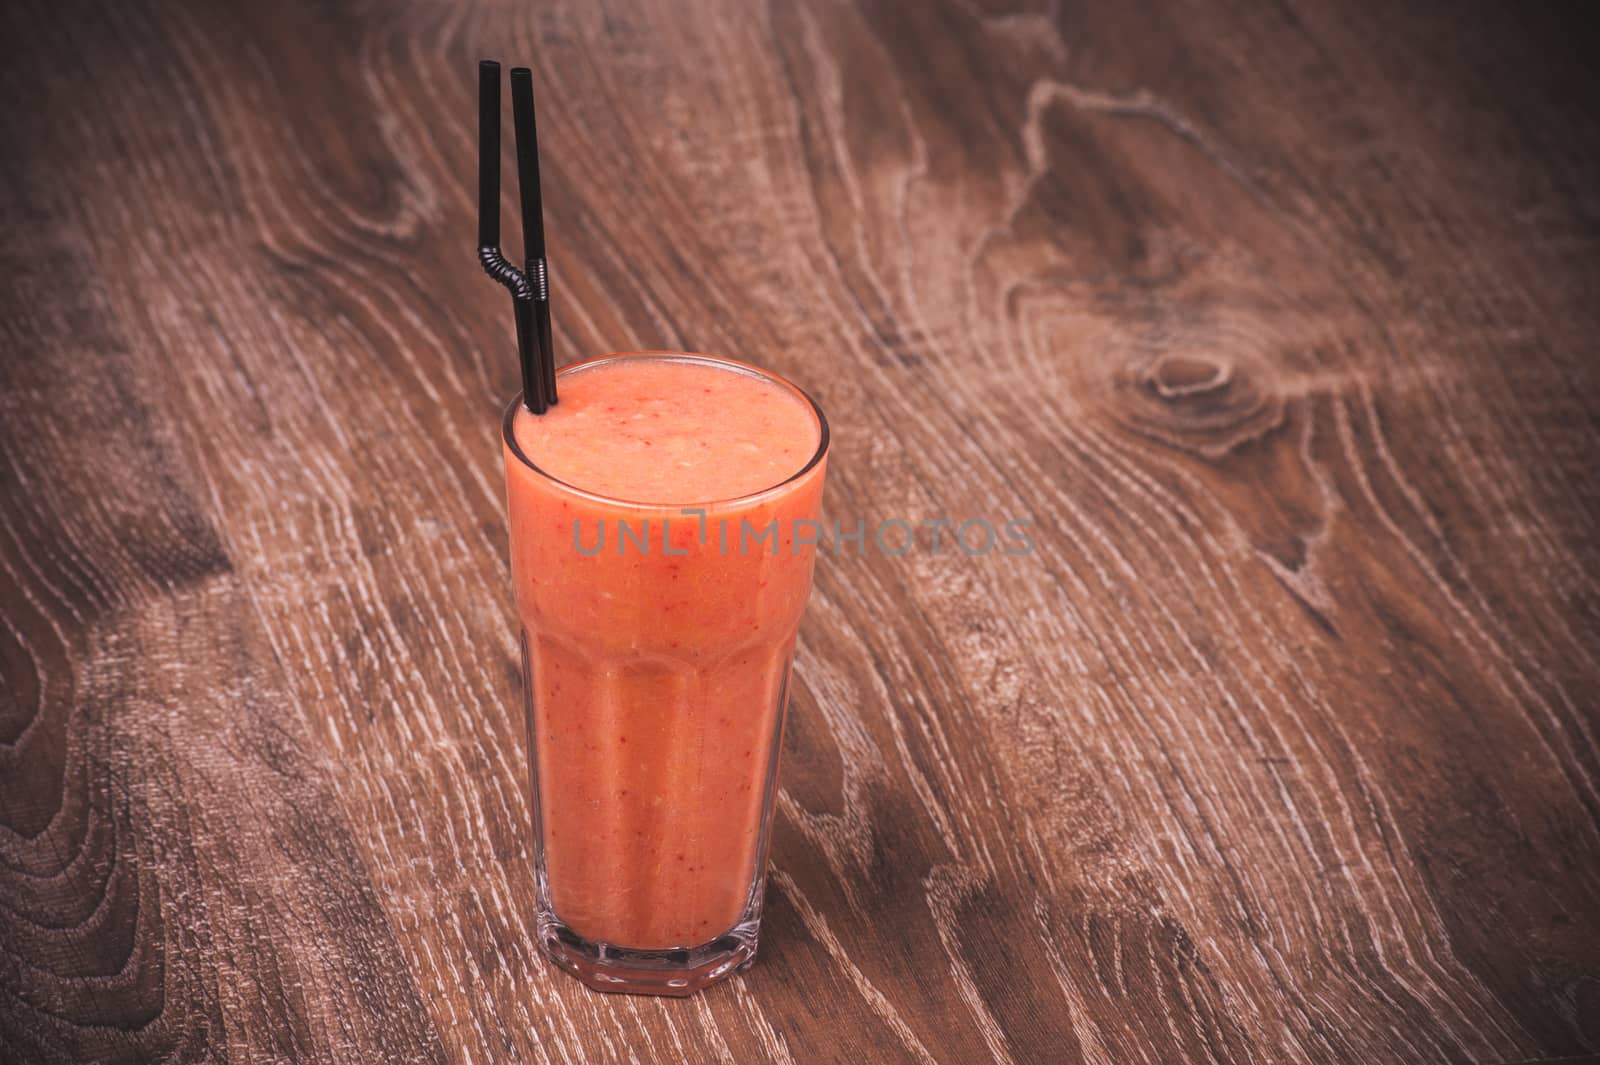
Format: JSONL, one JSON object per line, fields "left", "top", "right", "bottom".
{"left": 1146, "top": 355, "right": 1229, "bottom": 398}
{"left": 1113, "top": 350, "right": 1284, "bottom": 458}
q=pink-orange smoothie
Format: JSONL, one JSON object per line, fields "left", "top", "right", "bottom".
{"left": 502, "top": 353, "right": 826, "bottom": 953}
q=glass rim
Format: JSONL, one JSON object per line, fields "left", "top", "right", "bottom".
{"left": 502, "top": 350, "right": 830, "bottom": 510}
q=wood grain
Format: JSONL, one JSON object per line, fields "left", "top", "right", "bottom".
{"left": 4, "top": 0, "right": 1598, "bottom": 1062}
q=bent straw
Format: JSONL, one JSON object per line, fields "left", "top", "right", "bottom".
{"left": 478, "top": 59, "right": 546, "bottom": 413}
{"left": 477, "top": 60, "right": 500, "bottom": 252}
{"left": 511, "top": 67, "right": 557, "bottom": 406}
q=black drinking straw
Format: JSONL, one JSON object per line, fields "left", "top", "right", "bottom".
{"left": 510, "top": 68, "right": 558, "bottom": 408}
{"left": 478, "top": 59, "right": 556, "bottom": 413}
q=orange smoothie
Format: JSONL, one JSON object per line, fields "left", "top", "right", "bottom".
{"left": 501, "top": 352, "right": 827, "bottom": 985}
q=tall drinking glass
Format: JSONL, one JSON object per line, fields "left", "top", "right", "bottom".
{"left": 501, "top": 352, "right": 829, "bottom": 995}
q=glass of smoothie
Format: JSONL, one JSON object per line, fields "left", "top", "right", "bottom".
{"left": 501, "top": 351, "right": 829, "bottom": 995}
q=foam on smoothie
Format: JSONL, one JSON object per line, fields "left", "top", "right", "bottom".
{"left": 513, "top": 356, "right": 819, "bottom": 504}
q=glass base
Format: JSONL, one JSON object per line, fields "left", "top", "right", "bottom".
{"left": 535, "top": 911, "right": 759, "bottom": 996}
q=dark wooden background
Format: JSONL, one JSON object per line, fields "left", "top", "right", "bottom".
{"left": 4, "top": 0, "right": 1599, "bottom": 1062}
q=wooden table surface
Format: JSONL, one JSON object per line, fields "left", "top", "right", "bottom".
{"left": 5, "top": 1, "right": 1599, "bottom": 1062}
